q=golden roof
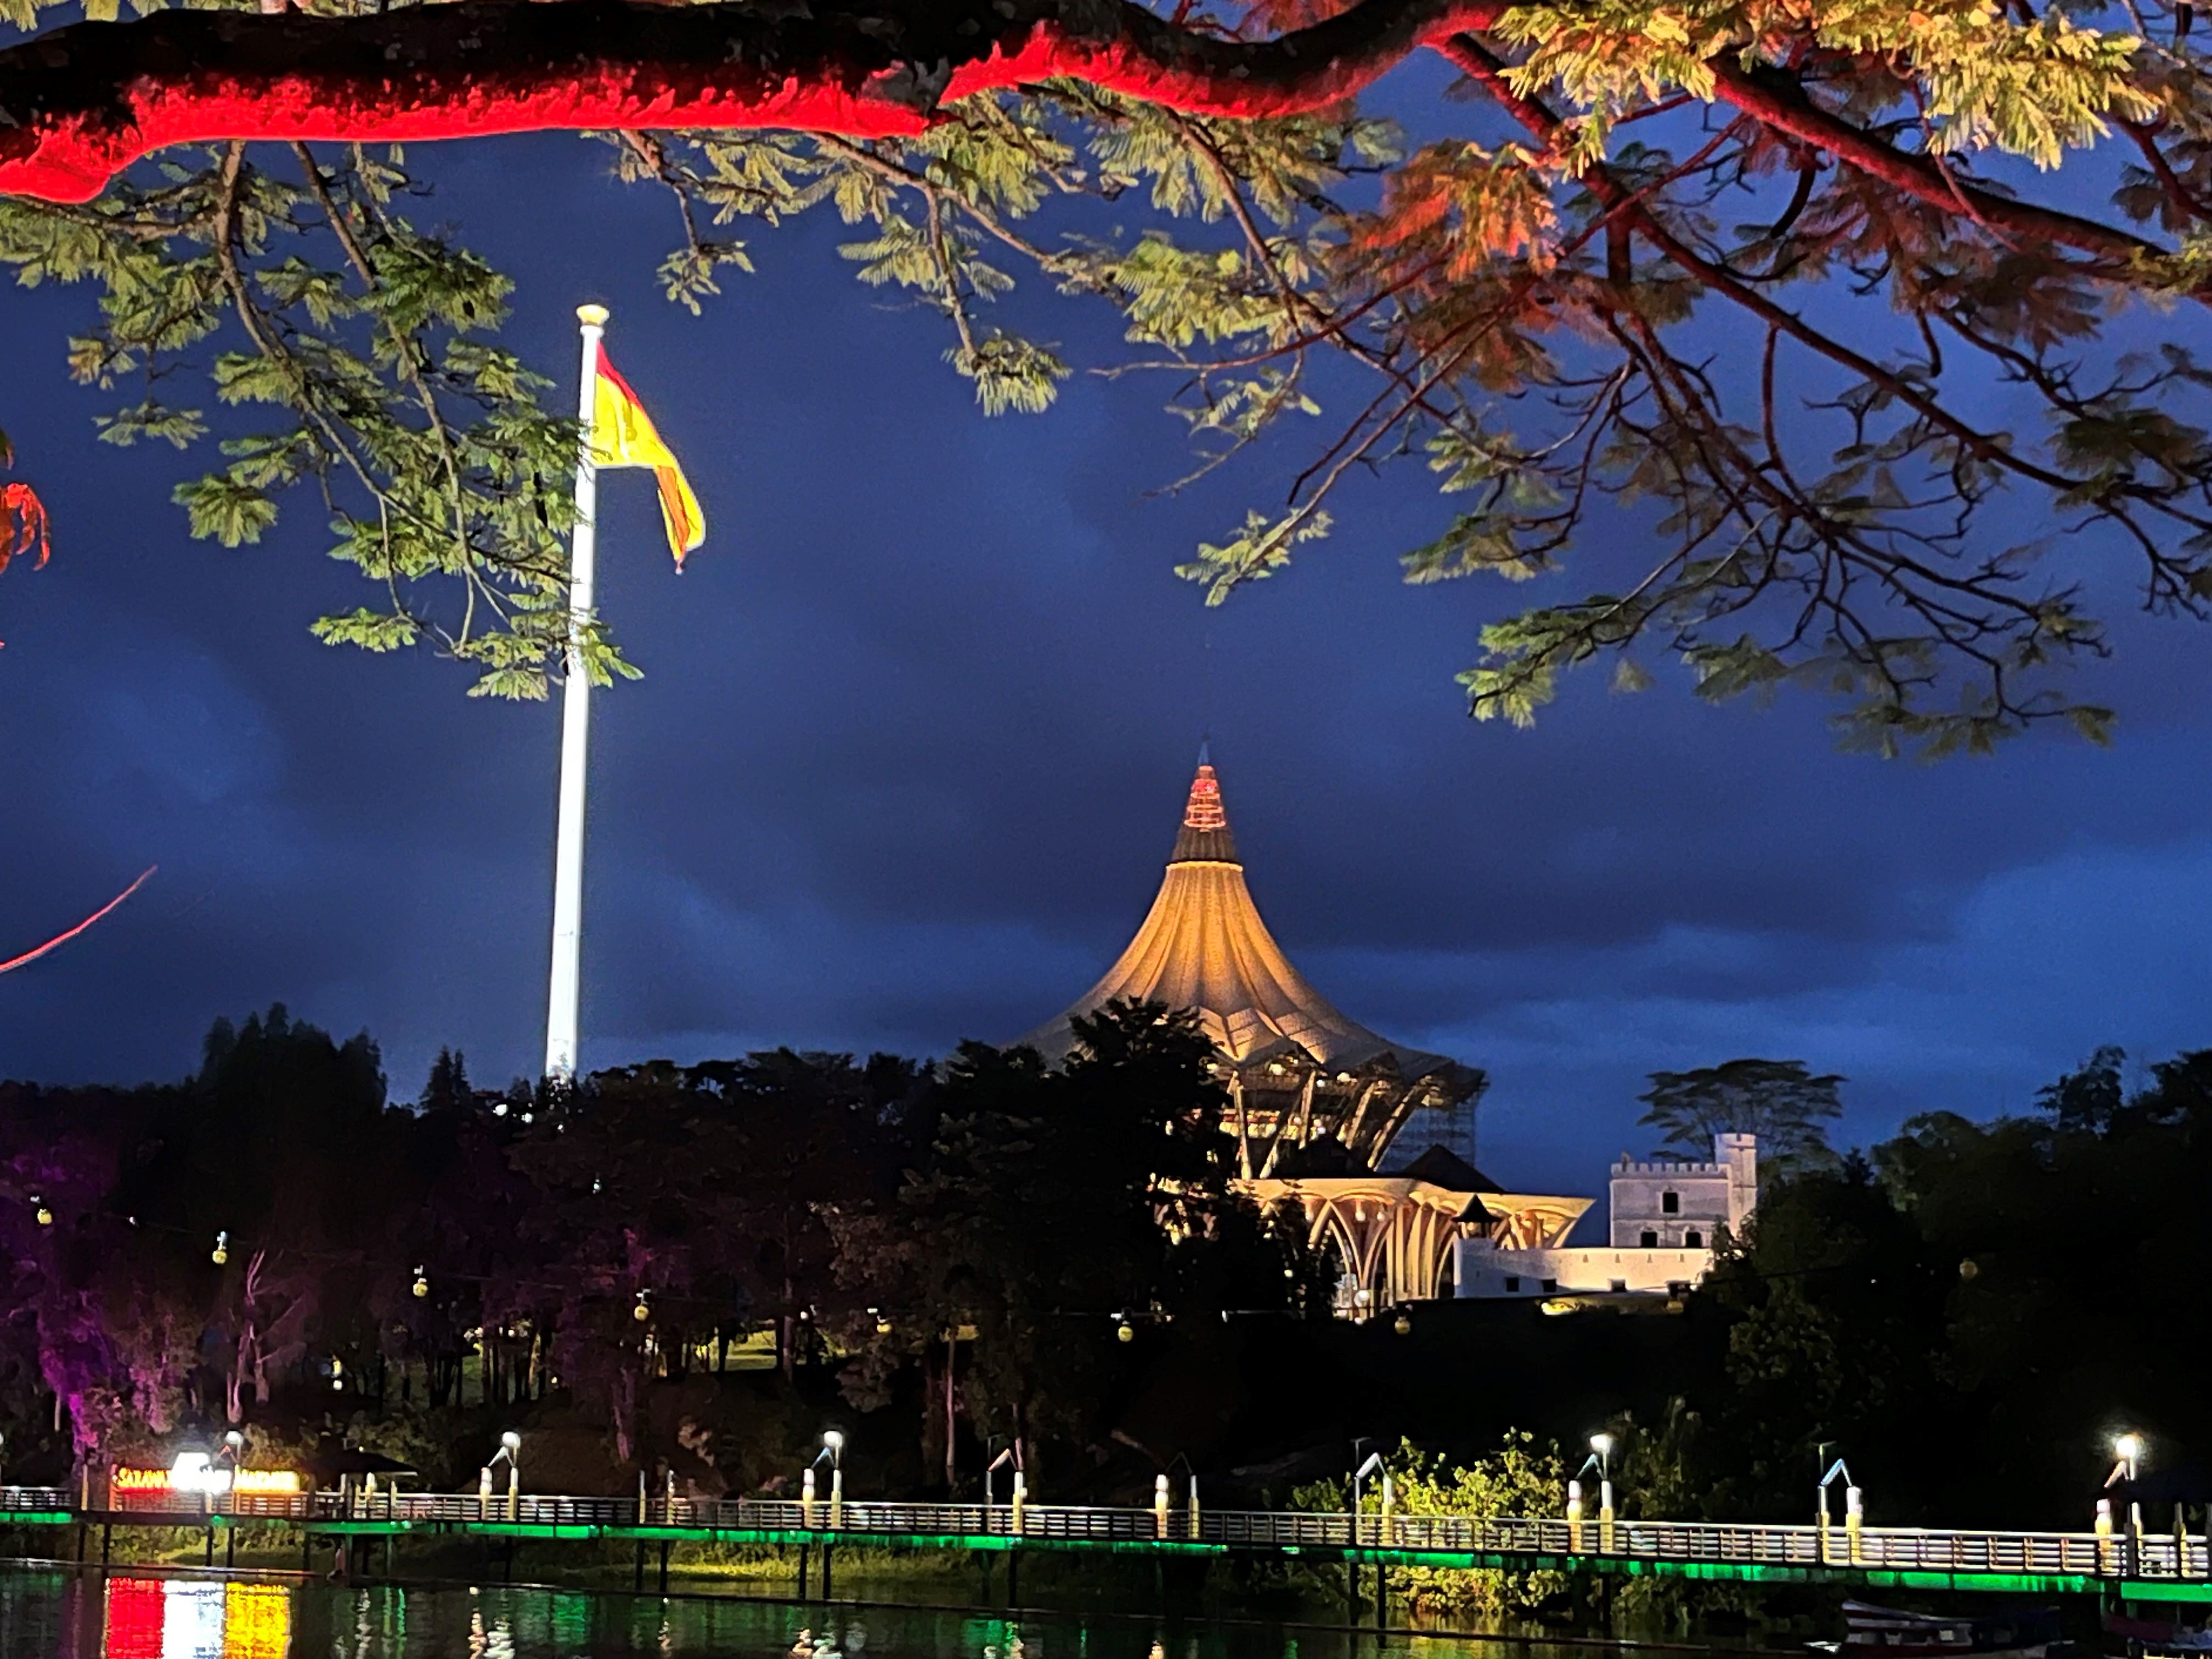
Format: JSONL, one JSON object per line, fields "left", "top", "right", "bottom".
{"left": 1022, "top": 758, "right": 1456, "bottom": 1079}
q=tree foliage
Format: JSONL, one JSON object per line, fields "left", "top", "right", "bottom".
{"left": 1296, "top": 1431, "right": 1571, "bottom": 1616}
{"left": 1669, "top": 1045, "right": 2212, "bottom": 1527}
{"left": 0, "top": 1000, "right": 1319, "bottom": 1491}
{"left": 2, "top": 0, "right": 2208, "bottom": 746}
{"left": 1637, "top": 1056, "right": 1844, "bottom": 1171}
{"left": 827, "top": 999, "right": 1325, "bottom": 1480}
{"left": 0, "top": 424, "right": 49, "bottom": 629}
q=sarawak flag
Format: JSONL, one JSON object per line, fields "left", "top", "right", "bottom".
{"left": 588, "top": 345, "right": 706, "bottom": 568}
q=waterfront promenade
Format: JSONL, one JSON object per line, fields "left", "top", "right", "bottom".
{"left": 0, "top": 1487, "right": 2199, "bottom": 1603}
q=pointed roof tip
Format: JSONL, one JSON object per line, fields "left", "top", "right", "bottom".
{"left": 1198, "top": 735, "right": 1211, "bottom": 766}
{"left": 1183, "top": 763, "right": 1228, "bottom": 833}
{"left": 1172, "top": 755, "right": 1237, "bottom": 862}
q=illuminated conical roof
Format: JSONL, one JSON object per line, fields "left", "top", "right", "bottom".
{"left": 1021, "top": 757, "right": 1454, "bottom": 1077}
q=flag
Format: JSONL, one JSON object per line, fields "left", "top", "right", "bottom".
{"left": 588, "top": 345, "right": 706, "bottom": 568}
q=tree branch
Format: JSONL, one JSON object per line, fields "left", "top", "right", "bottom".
{"left": 0, "top": 0, "right": 1502, "bottom": 202}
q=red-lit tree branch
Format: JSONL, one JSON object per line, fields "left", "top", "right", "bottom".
{"left": 0, "top": 867, "right": 155, "bottom": 977}
{"left": 0, "top": 0, "right": 2164, "bottom": 268}
{"left": 0, "top": 0, "right": 1500, "bottom": 202}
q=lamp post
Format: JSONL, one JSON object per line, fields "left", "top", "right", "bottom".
{"left": 488, "top": 1431, "right": 521, "bottom": 1521}
{"left": 1352, "top": 1447, "right": 1385, "bottom": 1548}
{"left": 2114, "top": 1432, "right": 2146, "bottom": 1562}
{"left": 822, "top": 1431, "right": 845, "bottom": 1527}
{"left": 986, "top": 1444, "right": 1015, "bottom": 1534}
{"left": 1590, "top": 1434, "right": 1616, "bottom": 1553}
{"left": 1816, "top": 1453, "right": 1857, "bottom": 1564}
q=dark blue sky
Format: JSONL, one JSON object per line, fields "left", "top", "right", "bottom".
{"left": 3, "top": 125, "right": 2210, "bottom": 1195}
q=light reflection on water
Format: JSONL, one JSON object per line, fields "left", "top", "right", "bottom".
{"left": 0, "top": 1570, "right": 1629, "bottom": 1659}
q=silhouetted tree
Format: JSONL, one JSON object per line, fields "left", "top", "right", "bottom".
{"left": 1639, "top": 1058, "right": 1845, "bottom": 1174}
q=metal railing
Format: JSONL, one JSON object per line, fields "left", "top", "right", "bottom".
{"left": 34, "top": 1487, "right": 2209, "bottom": 1581}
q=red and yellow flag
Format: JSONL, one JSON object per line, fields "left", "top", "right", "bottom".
{"left": 589, "top": 345, "right": 705, "bottom": 568}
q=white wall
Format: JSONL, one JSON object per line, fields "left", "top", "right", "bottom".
{"left": 1453, "top": 1133, "right": 1758, "bottom": 1300}
{"left": 1454, "top": 1241, "right": 1713, "bottom": 1298}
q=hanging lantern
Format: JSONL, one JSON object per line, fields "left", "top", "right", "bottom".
{"left": 633, "top": 1291, "right": 651, "bottom": 1323}
{"left": 1115, "top": 1317, "right": 1135, "bottom": 1344}
{"left": 411, "top": 1267, "right": 430, "bottom": 1300}
{"left": 1392, "top": 1310, "right": 1413, "bottom": 1338}
{"left": 31, "top": 1198, "right": 50, "bottom": 1228}
{"left": 211, "top": 1231, "right": 228, "bottom": 1267}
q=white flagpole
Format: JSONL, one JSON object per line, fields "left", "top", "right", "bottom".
{"left": 545, "top": 302, "right": 607, "bottom": 1081}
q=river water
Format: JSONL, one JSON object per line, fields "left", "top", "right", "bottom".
{"left": 0, "top": 1568, "right": 1671, "bottom": 1659}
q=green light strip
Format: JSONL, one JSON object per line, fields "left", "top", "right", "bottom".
{"left": 55, "top": 1511, "right": 2212, "bottom": 1600}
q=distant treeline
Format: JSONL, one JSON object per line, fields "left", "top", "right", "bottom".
{"left": 0, "top": 1000, "right": 1320, "bottom": 1494}
{"left": 0, "top": 1015, "right": 2196, "bottom": 1528}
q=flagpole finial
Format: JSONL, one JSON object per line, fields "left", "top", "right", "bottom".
{"left": 577, "top": 303, "right": 610, "bottom": 327}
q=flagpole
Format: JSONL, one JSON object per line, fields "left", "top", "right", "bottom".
{"left": 545, "top": 302, "right": 607, "bottom": 1081}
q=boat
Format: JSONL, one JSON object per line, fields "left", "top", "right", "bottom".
{"left": 1811, "top": 1601, "right": 2062, "bottom": 1659}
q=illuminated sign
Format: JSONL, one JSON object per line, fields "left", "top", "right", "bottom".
{"left": 111, "top": 1456, "right": 302, "bottom": 1499}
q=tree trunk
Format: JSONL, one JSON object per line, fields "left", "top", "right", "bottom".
{"left": 943, "top": 1333, "right": 957, "bottom": 1492}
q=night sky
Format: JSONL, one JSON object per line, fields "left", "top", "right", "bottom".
{"left": 4, "top": 119, "right": 2210, "bottom": 1196}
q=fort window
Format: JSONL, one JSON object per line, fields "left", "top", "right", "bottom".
{"left": 1685, "top": 1229, "right": 1703, "bottom": 1248}
{"left": 1662, "top": 1190, "right": 1680, "bottom": 1213}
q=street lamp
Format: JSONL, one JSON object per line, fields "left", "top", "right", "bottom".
{"left": 1583, "top": 1434, "right": 1617, "bottom": 1549}
{"left": 489, "top": 1430, "right": 522, "bottom": 1520}
{"left": 1352, "top": 1446, "right": 1385, "bottom": 1543}
{"left": 2109, "top": 1432, "right": 2147, "bottom": 1551}
{"left": 816, "top": 1430, "right": 846, "bottom": 1526}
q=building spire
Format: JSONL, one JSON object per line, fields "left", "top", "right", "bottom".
{"left": 1171, "top": 752, "right": 1238, "bottom": 862}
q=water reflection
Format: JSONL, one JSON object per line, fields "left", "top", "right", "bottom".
{"left": 0, "top": 1569, "right": 1636, "bottom": 1659}
{"left": 98, "top": 1578, "right": 292, "bottom": 1658}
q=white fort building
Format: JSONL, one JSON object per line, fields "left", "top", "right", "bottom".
{"left": 1453, "top": 1133, "right": 1758, "bottom": 1302}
